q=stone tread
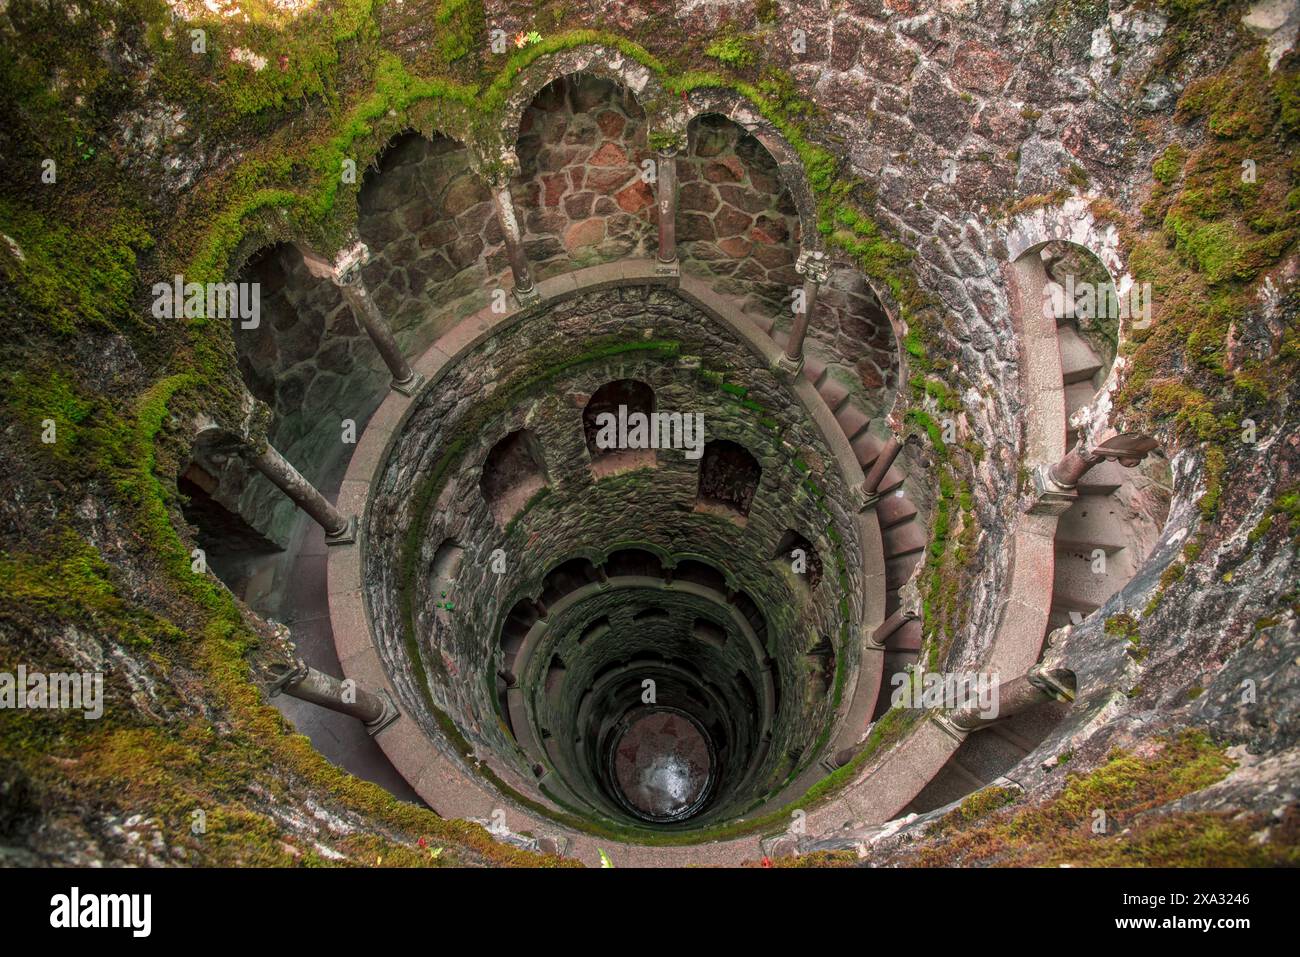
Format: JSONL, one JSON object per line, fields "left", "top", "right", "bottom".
{"left": 1057, "top": 325, "right": 1103, "bottom": 385}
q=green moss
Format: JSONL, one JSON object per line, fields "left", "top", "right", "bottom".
{"left": 0, "top": 195, "right": 152, "bottom": 336}
{"left": 0, "top": 533, "right": 184, "bottom": 648}
{"left": 930, "top": 785, "right": 1017, "bottom": 835}
{"left": 1152, "top": 143, "right": 1187, "bottom": 185}
{"left": 434, "top": 0, "right": 484, "bottom": 65}
{"left": 911, "top": 731, "right": 1255, "bottom": 866}
{"left": 1104, "top": 612, "right": 1142, "bottom": 644}
{"left": 704, "top": 33, "right": 758, "bottom": 70}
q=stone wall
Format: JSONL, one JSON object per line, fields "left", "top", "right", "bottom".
{"left": 364, "top": 284, "right": 867, "bottom": 819}
{"left": 225, "top": 133, "right": 504, "bottom": 544}
{"left": 513, "top": 74, "right": 657, "bottom": 273}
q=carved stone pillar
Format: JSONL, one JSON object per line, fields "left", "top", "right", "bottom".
{"left": 869, "top": 606, "right": 919, "bottom": 650}
{"left": 1029, "top": 431, "right": 1159, "bottom": 515}
{"left": 486, "top": 152, "right": 540, "bottom": 306}
{"left": 300, "top": 242, "right": 422, "bottom": 396}
{"left": 248, "top": 438, "right": 356, "bottom": 545}
{"left": 777, "top": 249, "right": 830, "bottom": 376}
{"left": 938, "top": 665, "right": 1076, "bottom": 736}
{"left": 655, "top": 145, "right": 680, "bottom": 276}
{"left": 269, "top": 658, "right": 398, "bottom": 735}
{"left": 853, "top": 432, "right": 906, "bottom": 513}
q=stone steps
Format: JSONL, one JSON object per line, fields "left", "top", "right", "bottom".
{"left": 1051, "top": 546, "right": 1132, "bottom": 613}
{"left": 875, "top": 491, "right": 918, "bottom": 530}
{"left": 1054, "top": 495, "right": 1132, "bottom": 551}
{"left": 1057, "top": 325, "right": 1103, "bottom": 385}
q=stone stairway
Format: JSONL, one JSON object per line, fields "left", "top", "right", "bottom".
{"left": 1047, "top": 308, "right": 1135, "bottom": 635}
{"left": 756, "top": 317, "right": 926, "bottom": 717}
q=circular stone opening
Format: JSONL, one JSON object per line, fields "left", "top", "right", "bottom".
{"left": 608, "top": 708, "right": 715, "bottom": 823}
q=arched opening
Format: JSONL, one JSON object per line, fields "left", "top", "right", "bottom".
{"left": 498, "top": 598, "right": 541, "bottom": 685}
{"left": 176, "top": 459, "right": 283, "bottom": 595}
{"left": 513, "top": 74, "right": 653, "bottom": 275}
{"left": 1012, "top": 238, "right": 1172, "bottom": 636}
{"left": 729, "top": 590, "right": 768, "bottom": 648}
{"left": 605, "top": 548, "right": 663, "bottom": 579}
{"left": 679, "top": 114, "right": 800, "bottom": 316}
{"left": 357, "top": 130, "right": 492, "bottom": 338}
{"left": 696, "top": 439, "right": 761, "bottom": 519}
{"left": 582, "top": 378, "right": 657, "bottom": 477}
{"left": 672, "top": 559, "right": 728, "bottom": 593}
{"left": 540, "top": 557, "right": 600, "bottom": 606}
{"left": 773, "top": 529, "right": 822, "bottom": 591}
{"left": 480, "top": 428, "right": 549, "bottom": 524}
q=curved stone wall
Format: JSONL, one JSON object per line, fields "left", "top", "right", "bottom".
{"left": 360, "top": 281, "right": 868, "bottom": 832}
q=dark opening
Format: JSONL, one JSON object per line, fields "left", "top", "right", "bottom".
{"left": 480, "top": 429, "right": 548, "bottom": 523}
{"left": 582, "top": 379, "right": 656, "bottom": 455}
{"left": 774, "top": 529, "right": 822, "bottom": 590}
{"left": 697, "top": 439, "right": 761, "bottom": 517}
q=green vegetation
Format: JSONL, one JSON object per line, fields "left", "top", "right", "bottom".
{"left": 1, "top": 0, "right": 1293, "bottom": 868}
{"left": 704, "top": 33, "right": 758, "bottom": 70}
{"left": 909, "top": 732, "right": 1297, "bottom": 867}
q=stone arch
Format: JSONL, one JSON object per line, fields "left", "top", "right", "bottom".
{"left": 499, "top": 597, "right": 539, "bottom": 666}
{"left": 676, "top": 111, "right": 802, "bottom": 318}
{"left": 806, "top": 260, "right": 901, "bottom": 416}
{"left": 671, "top": 558, "right": 728, "bottom": 594}
{"left": 175, "top": 450, "right": 282, "bottom": 592}
{"left": 498, "top": 46, "right": 669, "bottom": 150}
{"left": 582, "top": 378, "right": 657, "bottom": 470}
{"left": 1007, "top": 202, "right": 1171, "bottom": 640}
{"left": 540, "top": 556, "right": 601, "bottom": 606}
{"left": 510, "top": 72, "right": 656, "bottom": 276}
{"left": 605, "top": 547, "right": 664, "bottom": 579}
{"left": 1007, "top": 197, "right": 1142, "bottom": 448}
{"left": 356, "top": 128, "right": 497, "bottom": 338}
{"left": 696, "top": 438, "right": 762, "bottom": 518}
{"left": 480, "top": 428, "right": 549, "bottom": 524}
{"left": 680, "top": 89, "right": 819, "bottom": 255}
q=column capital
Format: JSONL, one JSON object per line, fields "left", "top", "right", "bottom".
{"left": 648, "top": 124, "right": 686, "bottom": 156}
{"left": 796, "top": 247, "right": 830, "bottom": 284}
{"left": 1027, "top": 664, "right": 1077, "bottom": 702}
{"left": 299, "top": 240, "right": 371, "bottom": 287}
{"left": 477, "top": 147, "right": 521, "bottom": 188}
{"left": 930, "top": 711, "right": 970, "bottom": 743}
{"left": 772, "top": 351, "right": 805, "bottom": 379}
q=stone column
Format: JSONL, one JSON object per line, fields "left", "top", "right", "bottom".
{"left": 869, "top": 606, "right": 918, "bottom": 650}
{"left": 300, "top": 242, "right": 423, "bottom": 396}
{"left": 939, "top": 665, "right": 1075, "bottom": 736}
{"left": 595, "top": 564, "right": 610, "bottom": 589}
{"left": 777, "top": 249, "right": 830, "bottom": 375}
{"left": 654, "top": 145, "right": 680, "bottom": 276}
{"left": 248, "top": 438, "right": 356, "bottom": 545}
{"left": 1029, "top": 430, "right": 1159, "bottom": 515}
{"left": 855, "top": 432, "right": 905, "bottom": 512}
{"left": 270, "top": 658, "right": 399, "bottom": 735}
{"left": 487, "top": 152, "right": 540, "bottom": 306}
